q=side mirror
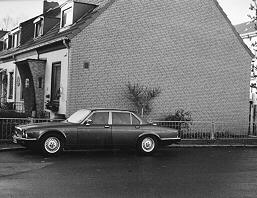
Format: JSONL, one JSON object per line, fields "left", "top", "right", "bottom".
{"left": 85, "top": 119, "right": 92, "bottom": 126}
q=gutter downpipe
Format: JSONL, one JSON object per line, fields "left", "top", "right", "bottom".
{"left": 13, "top": 55, "right": 17, "bottom": 106}
{"left": 62, "top": 38, "right": 69, "bottom": 117}
{"left": 63, "top": 38, "right": 70, "bottom": 49}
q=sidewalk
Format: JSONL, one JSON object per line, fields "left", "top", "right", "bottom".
{"left": 2, "top": 138, "right": 257, "bottom": 152}
{"left": 0, "top": 141, "right": 25, "bottom": 152}
{"left": 171, "top": 138, "right": 257, "bottom": 147}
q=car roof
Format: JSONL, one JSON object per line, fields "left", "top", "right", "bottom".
{"left": 90, "top": 108, "right": 135, "bottom": 113}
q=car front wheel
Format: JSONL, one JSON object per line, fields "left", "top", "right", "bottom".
{"left": 137, "top": 136, "right": 158, "bottom": 155}
{"left": 40, "top": 135, "right": 63, "bottom": 155}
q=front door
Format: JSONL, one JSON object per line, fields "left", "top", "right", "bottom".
{"left": 78, "top": 111, "right": 111, "bottom": 147}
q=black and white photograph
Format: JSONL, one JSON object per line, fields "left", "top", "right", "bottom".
{"left": 1, "top": 0, "right": 257, "bottom": 197}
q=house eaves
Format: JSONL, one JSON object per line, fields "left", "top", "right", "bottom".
{"left": 0, "top": 37, "right": 69, "bottom": 59}
{"left": 214, "top": 0, "right": 254, "bottom": 58}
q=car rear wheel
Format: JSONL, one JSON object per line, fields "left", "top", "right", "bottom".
{"left": 137, "top": 136, "right": 158, "bottom": 155}
{"left": 40, "top": 135, "right": 63, "bottom": 155}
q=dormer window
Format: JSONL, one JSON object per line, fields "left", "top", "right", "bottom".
{"left": 61, "top": 7, "right": 72, "bottom": 28}
{"left": 59, "top": 1, "right": 97, "bottom": 31}
{"left": 7, "top": 35, "right": 12, "bottom": 49}
{"left": 3, "top": 38, "right": 8, "bottom": 50}
{"left": 34, "top": 17, "right": 44, "bottom": 38}
{"left": 12, "top": 31, "right": 20, "bottom": 48}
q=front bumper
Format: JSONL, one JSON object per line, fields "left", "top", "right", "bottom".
{"left": 13, "top": 135, "right": 37, "bottom": 144}
{"left": 160, "top": 137, "right": 181, "bottom": 146}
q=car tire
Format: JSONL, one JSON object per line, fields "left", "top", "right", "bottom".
{"left": 40, "top": 134, "right": 63, "bottom": 156}
{"left": 137, "top": 136, "right": 158, "bottom": 155}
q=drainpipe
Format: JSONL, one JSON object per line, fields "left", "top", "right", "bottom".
{"left": 62, "top": 38, "right": 69, "bottom": 117}
{"left": 13, "top": 55, "right": 17, "bottom": 106}
{"left": 63, "top": 38, "right": 70, "bottom": 49}
{"left": 14, "top": 63, "right": 17, "bottom": 105}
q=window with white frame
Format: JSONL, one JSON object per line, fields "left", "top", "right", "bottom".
{"left": 3, "top": 38, "right": 8, "bottom": 50}
{"left": 61, "top": 7, "right": 72, "bottom": 28}
{"left": 12, "top": 31, "right": 20, "bottom": 48}
{"left": 34, "top": 17, "right": 44, "bottom": 38}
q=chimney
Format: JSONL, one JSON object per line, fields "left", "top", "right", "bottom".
{"left": 43, "top": 0, "right": 59, "bottom": 13}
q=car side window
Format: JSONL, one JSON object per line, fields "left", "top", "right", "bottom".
{"left": 112, "top": 112, "right": 131, "bottom": 125}
{"left": 132, "top": 114, "right": 140, "bottom": 125}
{"left": 89, "top": 112, "right": 109, "bottom": 125}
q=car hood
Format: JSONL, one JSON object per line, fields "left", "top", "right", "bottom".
{"left": 16, "top": 121, "right": 74, "bottom": 130}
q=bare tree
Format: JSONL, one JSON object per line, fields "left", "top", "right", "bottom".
{"left": 0, "top": 16, "right": 21, "bottom": 30}
{"left": 248, "top": 0, "right": 257, "bottom": 28}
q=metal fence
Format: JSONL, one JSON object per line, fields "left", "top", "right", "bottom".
{"left": 155, "top": 121, "right": 250, "bottom": 140}
{"left": 0, "top": 102, "right": 25, "bottom": 113}
{"left": 0, "top": 118, "right": 253, "bottom": 141}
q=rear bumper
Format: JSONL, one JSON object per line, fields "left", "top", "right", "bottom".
{"left": 160, "top": 137, "right": 181, "bottom": 146}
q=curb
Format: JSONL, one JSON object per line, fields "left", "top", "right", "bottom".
{"left": 169, "top": 144, "right": 257, "bottom": 148}
{"left": 0, "top": 146, "right": 25, "bottom": 152}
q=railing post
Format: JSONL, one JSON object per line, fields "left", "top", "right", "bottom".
{"left": 29, "top": 117, "right": 34, "bottom": 124}
{"left": 211, "top": 121, "right": 215, "bottom": 140}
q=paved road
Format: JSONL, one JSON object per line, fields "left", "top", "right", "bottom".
{"left": 1, "top": 147, "right": 257, "bottom": 198}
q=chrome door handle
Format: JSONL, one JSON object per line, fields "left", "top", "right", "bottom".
{"left": 104, "top": 125, "right": 110, "bottom": 128}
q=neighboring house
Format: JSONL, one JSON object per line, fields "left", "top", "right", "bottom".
{"left": 0, "top": 30, "right": 8, "bottom": 50}
{"left": 0, "top": 0, "right": 253, "bottom": 125}
{"left": 235, "top": 21, "right": 257, "bottom": 55}
{"left": 235, "top": 22, "right": 257, "bottom": 105}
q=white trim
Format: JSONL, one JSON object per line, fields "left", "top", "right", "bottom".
{"left": 33, "top": 16, "right": 44, "bottom": 24}
{"left": 0, "top": 68, "right": 7, "bottom": 73}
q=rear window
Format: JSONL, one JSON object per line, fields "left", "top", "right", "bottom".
{"left": 112, "top": 112, "right": 131, "bottom": 125}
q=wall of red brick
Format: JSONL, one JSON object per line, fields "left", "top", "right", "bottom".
{"left": 68, "top": 0, "right": 252, "bottom": 122}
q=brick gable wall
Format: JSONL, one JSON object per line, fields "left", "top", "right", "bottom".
{"left": 68, "top": 0, "right": 252, "bottom": 122}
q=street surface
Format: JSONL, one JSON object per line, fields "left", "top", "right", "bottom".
{"left": 1, "top": 147, "right": 257, "bottom": 198}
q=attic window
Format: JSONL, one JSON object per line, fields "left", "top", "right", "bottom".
{"left": 3, "top": 38, "right": 8, "bottom": 50}
{"left": 61, "top": 7, "right": 72, "bottom": 28}
{"left": 34, "top": 17, "right": 44, "bottom": 38}
{"left": 12, "top": 31, "right": 20, "bottom": 48}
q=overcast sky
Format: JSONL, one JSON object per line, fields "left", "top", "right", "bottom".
{"left": 217, "top": 0, "right": 253, "bottom": 24}
{"left": 0, "top": 0, "right": 255, "bottom": 30}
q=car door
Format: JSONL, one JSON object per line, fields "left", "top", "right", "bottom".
{"left": 111, "top": 111, "right": 142, "bottom": 146}
{"left": 78, "top": 111, "right": 111, "bottom": 147}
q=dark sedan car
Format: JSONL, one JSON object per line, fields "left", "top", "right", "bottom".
{"left": 13, "top": 109, "right": 180, "bottom": 155}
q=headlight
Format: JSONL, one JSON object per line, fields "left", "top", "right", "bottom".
{"left": 22, "top": 131, "right": 27, "bottom": 138}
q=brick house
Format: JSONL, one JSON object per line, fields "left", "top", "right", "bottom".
{"left": 0, "top": 0, "right": 253, "bottom": 123}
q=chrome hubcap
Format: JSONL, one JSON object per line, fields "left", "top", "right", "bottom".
{"left": 44, "top": 137, "right": 60, "bottom": 153}
{"left": 141, "top": 137, "right": 155, "bottom": 152}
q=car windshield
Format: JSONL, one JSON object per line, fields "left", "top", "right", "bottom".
{"left": 66, "top": 109, "right": 91, "bottom": 123}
